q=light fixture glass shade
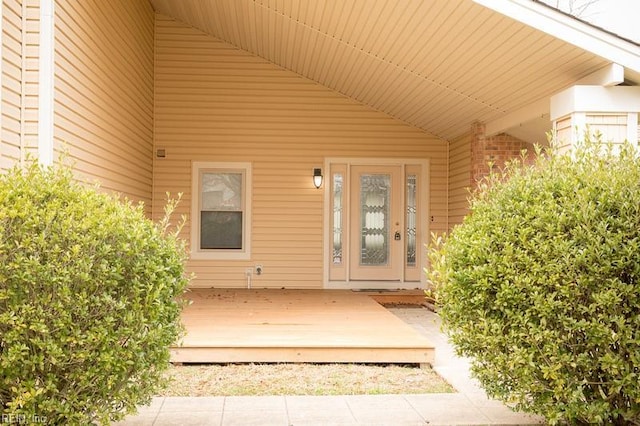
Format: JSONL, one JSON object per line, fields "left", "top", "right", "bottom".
{"left": 313, "top": 168, "right": 323, "bottom": 188}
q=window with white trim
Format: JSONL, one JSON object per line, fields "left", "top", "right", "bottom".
{"left": 191, "top": 162, "right": 251, "bottom": 260}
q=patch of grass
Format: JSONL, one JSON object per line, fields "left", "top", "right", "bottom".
{"left": 159, "top": 363, "right": 454, "bottom": 396}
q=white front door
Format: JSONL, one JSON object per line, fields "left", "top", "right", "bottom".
{"left": 349, "top": 165, "right": 403, "bottom": 281}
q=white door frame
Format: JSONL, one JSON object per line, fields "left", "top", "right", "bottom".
{"left": 322, "top": 158, "right": 430, "bottom": 290}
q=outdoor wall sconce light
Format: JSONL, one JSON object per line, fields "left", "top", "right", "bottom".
{"left": 313, "top": 168, "right": 323, "bottom": 189}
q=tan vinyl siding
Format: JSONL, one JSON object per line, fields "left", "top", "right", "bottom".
{"left": 585, "top": 113, "right": 628, "bottom": 144}
{"left": 448, "top": 132, "right": 471, "bottom": 227}
{"left": 1, "top": 0, "right": 23, "bottom": 170}
{"left": 154, "top": 14, "right": 448, "bottom": 289}
{"left": 53, "top": 0, "right": 154, "bottom": 210}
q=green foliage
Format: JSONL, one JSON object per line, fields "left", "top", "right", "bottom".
{"left": 429, "top": 137, "right": 640, "bottom": 424}
{"left": 0, "top": 161, "right": 189, "bottom": 424}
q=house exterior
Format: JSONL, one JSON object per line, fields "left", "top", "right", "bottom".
{"left": 1, "top": 0, "right": 638, "bottom": 290}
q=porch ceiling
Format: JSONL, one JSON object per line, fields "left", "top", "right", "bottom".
{"left": 150, "top": 0, "right": 613, "bottom": 142}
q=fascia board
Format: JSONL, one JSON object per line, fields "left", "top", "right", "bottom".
{"left": 485, "top": 97, "right": 549, "bottom": 136}
{"left": 473, "top": 0, "right": 640, "bottom": 73}
{"left": 550, "top": 85, "right": 640, "bottom": 120}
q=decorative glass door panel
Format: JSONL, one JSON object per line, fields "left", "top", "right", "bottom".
{"left": 349, "top": 166, "right": 402, "bottom": 281}
{"left": 360, "top": 174, "right": 390, "bottom": 266}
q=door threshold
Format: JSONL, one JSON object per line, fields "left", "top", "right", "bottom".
{"left": 325, "top": 281, "right": 425, "bottom": 291}
{"left": 352, "top": 288, "right": 398, "bottom": 292}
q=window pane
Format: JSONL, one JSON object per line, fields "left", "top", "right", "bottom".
{"left": 406, "top": 174, "right": 417, "bottom": 267}
{"left": 202, "top": 173, "right": 242, "bottom": 210}
{"left": 200, "top": 211, "right": 243, "bottom": 249}
{"left": 332, "top": 174, "right": 343, "bottom": 264}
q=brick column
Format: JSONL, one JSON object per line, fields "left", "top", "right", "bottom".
{"left": 470, "top": 121, "right": 534, "bottom": 188}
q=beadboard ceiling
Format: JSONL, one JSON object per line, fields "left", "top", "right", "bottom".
{"left": 150, "top": 0, "right": 618, "bottom": 143}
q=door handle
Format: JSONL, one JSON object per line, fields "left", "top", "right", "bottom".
{"left": 394, "top": 231, "right": 401, "bottom": 241}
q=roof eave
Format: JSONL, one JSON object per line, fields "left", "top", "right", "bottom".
{"left": 473, "top": 0, "right": 640, "bottom": 74}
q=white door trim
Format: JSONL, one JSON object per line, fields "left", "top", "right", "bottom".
{"left": 38, "top": 0, "right": 55, "bottom": 166}
{"left": 322, "top": 158, "right": 430, "bottom": 290}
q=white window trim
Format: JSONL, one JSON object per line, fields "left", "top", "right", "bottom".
{"left": 191, "top": 162, "right": 252, "bottom": 260}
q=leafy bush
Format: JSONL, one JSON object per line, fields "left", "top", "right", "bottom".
{"left": 0, "top": 161, "right": 189, "bottom": 424}
{"left": 429, "top": 138, "right": 640, "bottom": 424}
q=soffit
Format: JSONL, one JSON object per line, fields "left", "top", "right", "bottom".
{"left": 151, "top": 0, "right": 611, "bottom": 142}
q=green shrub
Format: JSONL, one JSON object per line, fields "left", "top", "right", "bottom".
{"left": 0, "top": 161, "right": 189, "bottom": 424}
{"left": 429, "top": 137, "right": 640, "bottom": 424}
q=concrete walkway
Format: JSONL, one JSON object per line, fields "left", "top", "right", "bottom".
{"left": 117, "top": 308, "right": 543, "bottom": 426}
